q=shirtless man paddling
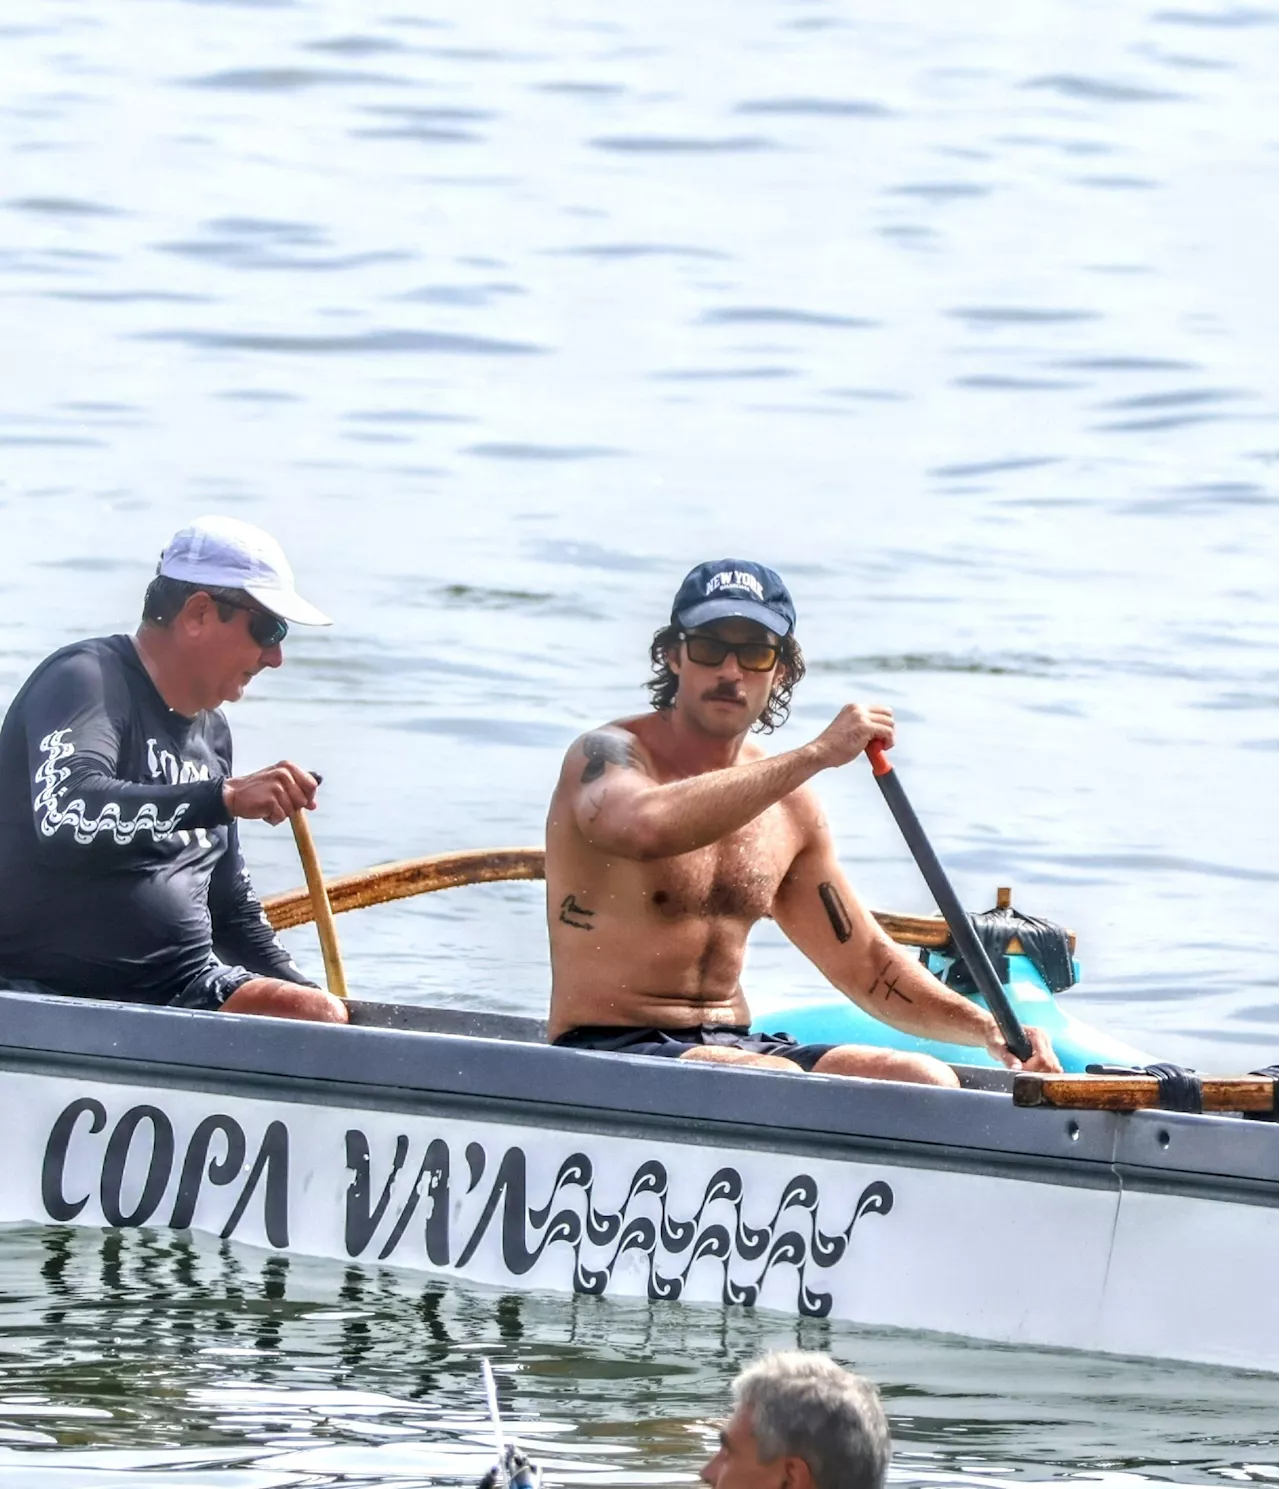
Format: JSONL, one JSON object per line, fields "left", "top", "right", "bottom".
{"left": 546, "top": 560, "right": 1060, "bottom": 1086}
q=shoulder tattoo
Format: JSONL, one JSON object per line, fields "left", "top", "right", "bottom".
{"left": 580, "top": 730, "right": 644, "bottom": 785}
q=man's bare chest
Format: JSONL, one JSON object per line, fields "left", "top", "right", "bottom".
{"left": 640, "top": 810, "right": 796, "bottom": 924}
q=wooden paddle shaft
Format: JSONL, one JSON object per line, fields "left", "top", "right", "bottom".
{"left": 1014, "top": 1073, "right": 1277, "bottom": 1114}
{"left": 289, "top": 811, "right": 349, "bottom": 1000}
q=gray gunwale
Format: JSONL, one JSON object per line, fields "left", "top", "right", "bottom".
{"left": 0, "top": 991, "right": 1274, "bottom": 1205}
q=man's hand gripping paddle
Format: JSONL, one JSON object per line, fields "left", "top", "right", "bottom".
{"left": 866, "top": 741, "right": 1033, "bottom": 1064}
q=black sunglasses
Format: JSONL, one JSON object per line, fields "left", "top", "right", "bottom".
{"left": 680, "top": 631, "right": 781, "bottom": 673}
{"left": 221, "top": 600, "right": 288, "bottom": 649}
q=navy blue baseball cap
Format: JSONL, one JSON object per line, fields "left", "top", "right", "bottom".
{"left": 671, "top": 559, "right": 797, "bottom": 637}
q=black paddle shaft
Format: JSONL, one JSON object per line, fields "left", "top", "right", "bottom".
{"left": 867, "top": 744, "right": 1033, "bottom": 1063}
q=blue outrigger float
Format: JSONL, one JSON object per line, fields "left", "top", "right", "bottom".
{"left": 750, "top": 945, "right": 1149, "bottom": 1073}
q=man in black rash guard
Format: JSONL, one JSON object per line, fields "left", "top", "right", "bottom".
{"left": 0, "top": 515, "right": 347, "bottom": 1022}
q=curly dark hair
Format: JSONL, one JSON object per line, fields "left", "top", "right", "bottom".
{"left": 645, "top": 624, "right": 806, "bottom": 734}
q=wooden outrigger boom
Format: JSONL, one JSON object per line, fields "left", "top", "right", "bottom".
{"left": 1016, "top": 1073, "right": 1278, "bottom": 1116}
{"left": 262, "top": 847, "right": 1074, "bottom": 955}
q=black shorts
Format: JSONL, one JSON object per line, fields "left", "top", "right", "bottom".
{"left": 552, "top": 1023, "right": 837, "bottom": 1073}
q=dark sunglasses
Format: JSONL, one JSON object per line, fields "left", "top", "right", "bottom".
{"left": 681, "top": 631, "right": 781, "bottom": 672}
{"left": 221, "top": 601, "right": 288, "bottom": 649}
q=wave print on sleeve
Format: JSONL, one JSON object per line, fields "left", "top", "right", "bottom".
{"left": 34, "top": 730, "right": 191, "bottom": 845}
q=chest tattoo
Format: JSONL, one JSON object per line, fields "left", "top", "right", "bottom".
{"left": 559, "top": 894, "right": 595, "bottom": 930}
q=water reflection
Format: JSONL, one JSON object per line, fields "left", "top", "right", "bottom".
{"left": 1, "top": 1226, "right": 1275, "bottom": 1487}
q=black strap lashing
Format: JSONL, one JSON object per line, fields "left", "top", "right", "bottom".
{"left": 1143, "top": 1062, "right": 1203, "bottom": 1114}
{"left": 1245, "top": 1064, "right": 1279, "bottom": 1123}
{"left": 942, "top": 903, "right": 1076, "bottom": 995}
{"left": 1086, "top": 1061, "right": 1203, "bottom": 1114}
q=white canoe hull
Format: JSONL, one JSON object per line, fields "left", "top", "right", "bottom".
{"left": 0, "top": 991, "right": 1275, "bottom": 1372}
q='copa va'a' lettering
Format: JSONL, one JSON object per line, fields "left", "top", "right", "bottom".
{"left": 41, "top": 1098, "right": 289, "bottom": 1246}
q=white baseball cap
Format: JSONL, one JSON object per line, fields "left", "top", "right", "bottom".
{"left": 158, "top": 515, "right": 331, "bottom": 627}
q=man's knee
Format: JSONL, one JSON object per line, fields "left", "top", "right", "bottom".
{"left": 812, "top": 1045, "right": 960, "bottom": 1087}
{"left": 221, "top": 979, "right": 349, "bottom": 1024}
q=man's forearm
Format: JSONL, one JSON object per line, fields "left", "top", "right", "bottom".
{"left": 623, "top": 745, "right": 827, "bottom": 858}
{"left": 841, "top": 939, "right": 998, "bottom": 1048}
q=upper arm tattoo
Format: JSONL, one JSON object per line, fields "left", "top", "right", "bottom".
{"left": 818, "top": 882, "right": 853, "bottom": 943}
{"left": 818, "top": 881, "right": 912, "bottom": 1002}
{"left": 580, "top": 731, "right": 645, "bottom": 785}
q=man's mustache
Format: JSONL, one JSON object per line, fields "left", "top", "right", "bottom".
{"left": 703, "top": 686, "right": 747, "bottom": 704}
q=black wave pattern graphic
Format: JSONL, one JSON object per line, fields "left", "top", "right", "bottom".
{"left": 450, "top": 1147, "right": 893, "bottom": 1319}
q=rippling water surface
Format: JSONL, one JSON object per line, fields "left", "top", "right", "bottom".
{"left": 0, "top": 1228, "right": 1276, "bottom": 1488}
{"left": 0, "top": 0, "right": 1276, "bottom": 1481}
